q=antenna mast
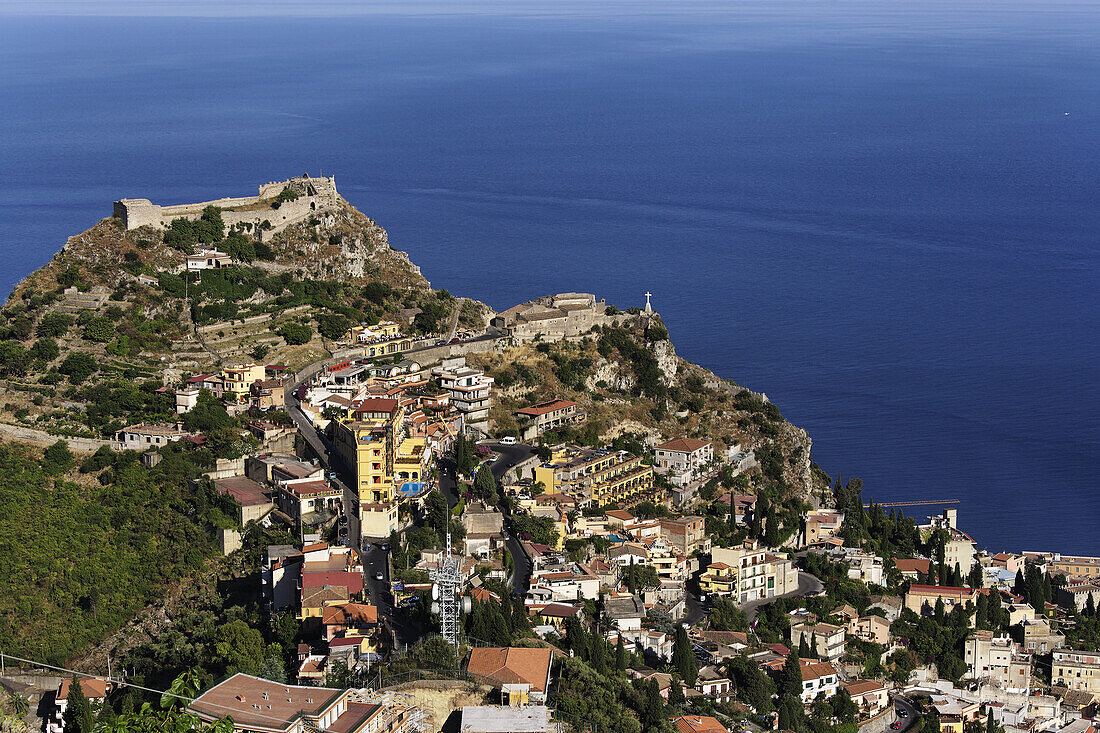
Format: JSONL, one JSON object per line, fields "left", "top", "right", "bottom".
{"left": 430, "top": 530, "right": 463, "bottom": 647}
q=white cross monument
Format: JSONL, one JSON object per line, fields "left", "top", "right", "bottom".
{"left": 644, "top": 291, "right": 653, "bottom": 313}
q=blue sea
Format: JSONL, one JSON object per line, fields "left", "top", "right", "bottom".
{"left": 1, "top": 2, "right": 1097, "bottom": 554}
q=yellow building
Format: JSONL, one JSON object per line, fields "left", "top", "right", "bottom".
{"left": 331, "top": 397, "right": 404, "bottom": 537}
{"left": 220, "top": 363, "right": 266, "bottom": 399}
{"left": 534, "top": 445, "right": 657, "bottom": 507}
{"left": 344, "top": 321, "right": 413, "bottom": 358}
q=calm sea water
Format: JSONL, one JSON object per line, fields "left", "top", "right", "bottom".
{"left": 1, "top": 3, "right": 1097, "bottom": 554}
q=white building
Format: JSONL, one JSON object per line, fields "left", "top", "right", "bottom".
{"left": 798, "top": 660, "right": 839, "bottom": 703}
{"left": 653, "top": 438, "right": 713, "bottom": 485}
{"left": 433, "top": 357, "right": 494, "bottom": 428}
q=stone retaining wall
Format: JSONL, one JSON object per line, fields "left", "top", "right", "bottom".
{"left": 0, "top": 423, "right": 112, "bottom": 453}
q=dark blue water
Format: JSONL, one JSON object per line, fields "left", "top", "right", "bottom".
{"left": 1, "top": 3, "right": 1097, "bottom": 554}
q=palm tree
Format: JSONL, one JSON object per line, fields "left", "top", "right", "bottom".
{"left": 7, "top": 693, "right": 29, "bottom": 718}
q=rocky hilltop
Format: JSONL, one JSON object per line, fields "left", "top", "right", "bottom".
{"left": 0, "top": 180, "right": 820, "bottom": 506}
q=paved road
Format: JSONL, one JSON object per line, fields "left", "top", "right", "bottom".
{"left": 890, "top": 693, "right": 917, "bottom": 732}
{"left": 437, "top": 442, "right": 538, "bottom": 597}
{"left": 742, "top": 571, "right": 825, "bottom": 622}
{"left": 484, "top": 443, "right": 538, "bottom": 597}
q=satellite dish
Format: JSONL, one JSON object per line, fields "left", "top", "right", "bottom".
{"left": 432, "top": 584, "right": 439, "bottom": 601}
{"left": 431, "top": 602, "right": 440, "bottom": 615}
{"left": 461, "top": 596, "right": 472, "bottom": 614}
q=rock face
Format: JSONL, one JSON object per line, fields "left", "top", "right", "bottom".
{"left": 652, "top": 338, "right": 679, "bottom": 383}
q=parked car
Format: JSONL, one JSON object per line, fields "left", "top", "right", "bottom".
{"left": 374, "top": 572, "right": 385, "bottom": 582}
{"left": 891, "top": 722, "right": 903, "bottom": 729}
{"left": 499, "top": 436, "right": 517, "bottom": 445}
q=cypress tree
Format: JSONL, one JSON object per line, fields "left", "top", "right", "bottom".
{"left": 62, "top": 678, "right": 93, "bottom": 733}
{"left": 615, "top": 636, "right": 627, "bottom": 671}
{"left": 1086, "top": 593, "right": 1096, "bottom": 617}
{"left": 808, "top": 632, "right": 819, "bottom": 659}
{"left": 987, "top": 708, "right": 996, "bottom": 733}
{"left": 798, "top": 635, "right": 811, "bottom": 659}
{"left": 1013, "top": 569, "right": 1026, "bottom": 596}
{"left": 764, "top": 509, "right": 780, "bottom": 547}
{"left": 779, "top": 649, "right": 802, "bottom": 699}
{"left": 673, "top": 626, "right": 698, "bottom": 686}
{"left": 669, "top": 676, "right": 686, "bottom": 705}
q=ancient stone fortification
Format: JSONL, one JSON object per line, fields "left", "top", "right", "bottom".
{"left": 113, "top": 175, "right": 340, "bottom": 240}
{"left": 491, "top": 292, "right": 632, "bottom": 342}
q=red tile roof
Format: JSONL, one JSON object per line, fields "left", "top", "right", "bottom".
{"left": 516, "top": 399, "right": 578, "bottom": 417}
{"left": 466, "top": 647, "right": 554, "bottom": 692}
{"left": 656, "top": 438, "right": 711, "bottom": 453}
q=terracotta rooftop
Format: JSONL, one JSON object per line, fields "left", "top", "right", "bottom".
{"left": 656, "top": 438, "right": 712, "bottom": 453}
{"left": 322, "top": 603, "right": 378, "bottom": 626}
{"left": 908, "top": 584, "right": 975, "bottom": 596}
{"left": 799, "top": 659, "right": 838, "bottom": 681}
{"left": 213, "top": 476, "right": 269, "bottom": 507}
{"left": 187, "top": 673, "right": 343, "bottom": 730}
{"left": 58, "top": 678, "right": 108, "bottom": 700}
{"left": 466, "top": 647, "right": 554, "bottom": 692}
{"left": 671, "top": 715, "right": 730, "bottom": 733}
{"left": 843, "top": 679, "right": 886, "bottom": 695}
{"left": 894, "top": 558, "right": 931, "bottom": 574}
{"left": 516, "top": 399, "right": 578, "bottom": 417}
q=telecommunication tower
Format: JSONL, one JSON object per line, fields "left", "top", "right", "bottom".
{"left": 430, "top": 531, "right": 467, "bottom": 647}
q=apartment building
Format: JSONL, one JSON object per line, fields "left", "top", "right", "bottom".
{"left": 964, "top": 631, "right": 1030, "bottom": 691}
{"left": 331, "top": 397, "right": 403, "bottom": 537}
{"left": 660, "top": 515, "right": 709, "bottom": 556}
{"left": 1053, "top": 649, "right": 1100, "bottom": 694}
{"left": 701, "top": 541, "right": 797, "bottom": 604}
{"left": 535, "top": 444, "right": 658, "bottom": 507}
{"left": 904, "top": 585, "right": 977, "bottom": 616}
{"left": 921, "top": 509, "right": 979, "bottom": 576}
{"left": 653, "top": 438, "right": 713, "bottom": 485}
{"left": 433, "top": 357, "right": 493, "bottom": 427}
{"left": 791, "top": 623, "right": 846, "bottom": 661}
{"left": 514, "top": 399, "right": 585, "bottom": 440}
{"left": 1047, "top": 555, "right": 1100, "bottom": 581}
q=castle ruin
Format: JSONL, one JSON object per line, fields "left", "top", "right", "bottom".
{"left": 113, "top": 175, "right": 340, "bottom": 240}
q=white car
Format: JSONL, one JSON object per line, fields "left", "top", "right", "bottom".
{"left": 499, "top": 436, "right": 517, "bottom": 445}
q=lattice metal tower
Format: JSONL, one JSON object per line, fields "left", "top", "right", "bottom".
{"left": 430, "top": 531, "right": 463, "bottom": 647}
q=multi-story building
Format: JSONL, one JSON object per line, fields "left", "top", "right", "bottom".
{"left": 514, "top": 399, "right": 586, "bottom": 440}
{"left": 534, "top": 445, "right": 657, "bottom": 507}
{"left": 849, "top": 615, "right": 891, "bottom": 645}
{"left": 791, "top": 623, "right": 846, "bottom": 661}
{"left": 433, "top": 357, "right": 493, "bottom": 428}
{"left": 1058, "top": 582, "right": 1100, "bottom": 612}
{"left": 803, "top": 511, "right": 844, "bottom": 546}
{"left": 1014, "top": 616, "right": 1065, "bottom": 653}
{"left": 921, "top": 509, "right": 979, "bottom": 576}
{"left": 331, "top": 397, "right": 403, "bottom": 538}
{"left": 659, "top": 515, "right": 709, "bottom": 556}
{"left": 1047, "top": 554, "right": 1100, "bottom": 581}
{"left": 187, "top": 673, "right": 413, "bottom": 733}
{"left": 1052, "top": 649, "right": 1100, "bottom": 694}
{"left": 653, "top": 438, "right": 713, "bottom": 485}
{"left": 904, "top": 584, "right": 977, "bottom": 616}
{"left": 845, "top": 550, "right": 885, "bottom": 586}
{"left": 796, "top": 660, "right": 839, "bottom": 703}
{"left": 964, "top": 631, "right": 1030, "bottom": 691}
{"left": 701, "top": 541, "right": 797, "bottom": 604}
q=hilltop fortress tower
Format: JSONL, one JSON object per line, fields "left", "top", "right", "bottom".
{"left": 113, "top": 174, "right": 339, "bottom": 239}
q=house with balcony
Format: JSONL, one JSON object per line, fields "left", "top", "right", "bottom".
{"left": 653, "top": 438, "right": 713, "bottom": 486}
{"left": 433, "top": 357, "right": 494, "bottom": 428}
{"left": 791, "top": 623, "right": 846, "bottom": 661}
{"left": 515, "top": 399, "right": 586, "bottom": 441}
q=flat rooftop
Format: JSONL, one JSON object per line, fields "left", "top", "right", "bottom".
{"left": 461, "top": 705, "right": 550, "bottom": 733}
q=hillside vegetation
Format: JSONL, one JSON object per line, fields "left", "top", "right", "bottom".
{"left": 0, "top": 197, "right": 467, "bottom": 439}
{"left": 0, "top": 442, "right": 235, "bottom": 664}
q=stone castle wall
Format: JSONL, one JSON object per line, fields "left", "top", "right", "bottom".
{"left": 113, "top": 176, "right": 339, "bottom": 240}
